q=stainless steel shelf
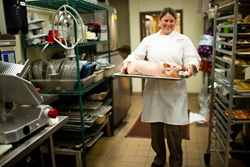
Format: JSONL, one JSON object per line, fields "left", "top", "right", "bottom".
{"left": 232, "top": 119, "right": 250, "bottom": 124}
{"left": 217, "top": 15, "right": 234, "bottom": 21}
{"left": 217, "top": 1, "right": 235, "bottom": 12}
{"left": 39, "top": 78, "right": 107, "bottom": 95}
{"left": 215, "top": 40, "right": 233, "bottom": 46}
{"left": 214, "top": 103, "right": 229, "bottom": 124}
{"left": 217, "top": 32, "right": 234, "bottom": 37}
{"left": 214, "top": 110, "right": 232, "bottom": 132}
{"left": 86, "top": 132, "right": 103, "bottom": 147}
{"left": 208, "top": 2, "right": 250, "bottom": 165}
{"left": 215, "top": 48, "right": 232, "bottom": 55}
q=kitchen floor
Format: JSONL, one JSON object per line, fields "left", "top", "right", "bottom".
{"left": 85, "top": 94, "right": 248, "bottom": 167}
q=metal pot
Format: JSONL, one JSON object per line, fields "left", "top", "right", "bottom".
{"left": 94, "top": 115, "right": 106, "bottom": 125}
{"left": 85, "top": 87, "right": 109, "bottom": 101}
{"left": 94, "top": 112, "right": 111, "bottom": 125}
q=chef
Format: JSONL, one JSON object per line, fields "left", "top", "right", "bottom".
{"left": 121, "top": 7, "right": 201, "bottom": 167}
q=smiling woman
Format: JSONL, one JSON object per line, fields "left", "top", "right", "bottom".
{"left": 140, "top": 9, "right": 183, "bottom": 40}
{"left": 159, "top": 8, "right": 177, "bottom": 35}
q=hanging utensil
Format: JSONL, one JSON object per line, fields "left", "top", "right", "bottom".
{"left": 40, "top": 4, "right": 85, "bottom": 78}
{"left": 52, "top": 4, "right": 84, "bottom": 58}
{"left": 40, "top": 42, "right": 59, "bottom": 78}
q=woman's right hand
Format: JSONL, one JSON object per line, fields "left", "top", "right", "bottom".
{"left": 120, "top": 62, "right": 130, "bottom": 73}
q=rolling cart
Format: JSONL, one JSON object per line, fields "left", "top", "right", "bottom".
{"left": 204, "top": 0, "right": 250, "bottom": 166}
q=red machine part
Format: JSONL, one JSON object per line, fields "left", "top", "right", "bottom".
{"left": 46, "top": 30, "right": 67, "bottom": 44}
{"left": 44, "top": 108, "right": 58, "bottom": 118}
{"left": 35, "top": 88, "right": 41, "bottom": 92}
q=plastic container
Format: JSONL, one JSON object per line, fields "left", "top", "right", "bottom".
{"left": 103, "top": 64, "right": 115, "bottom": 78}
{"left": 80, "top": 62, "right": 97, "bottom": 78}
{"left": 82, "top": 74, "right": 95, "bottom": 88}
{"left": 93, "top": 69, "right": 104, "bottom": 83}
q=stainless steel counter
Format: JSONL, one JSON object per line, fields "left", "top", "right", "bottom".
{"left": 0, "top": 116, "right": 68, "bottom": 167}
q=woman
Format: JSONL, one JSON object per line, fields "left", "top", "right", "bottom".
{"left": 121, "top": 7, "right": 201, "bottom": 167}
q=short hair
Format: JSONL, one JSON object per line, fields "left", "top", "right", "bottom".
{"left": 159, "top": 7, "right": 177, "bottom": 20}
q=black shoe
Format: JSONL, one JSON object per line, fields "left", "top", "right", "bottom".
{"left": 151, "top": 162, "right": 164, "bottom": 167}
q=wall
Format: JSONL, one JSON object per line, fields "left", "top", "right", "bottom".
{"left": 24, "top": 10, "right": 58, "bottom": 65}
{"left": 0, "top": 36, "right": 22, "bottom": 63}
{"left": 0, "top": 9, "right": 53, "bottom": 64}
{"left": 128, "top": 0, "right": 204, "bottom": 93}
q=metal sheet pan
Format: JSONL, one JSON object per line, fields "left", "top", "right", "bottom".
{"left": 234, "top": 88, "right": 250, "bottom": 95}
{"left": 236, "top": 52, "right": 250, "bottom": 56}
{"left": 113, "top": 72, "right": 184, "bottom": 80}
{"left": 238, "top": 33, "right": 250, "bottom": 36}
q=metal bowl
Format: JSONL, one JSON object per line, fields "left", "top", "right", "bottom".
{"left": 85, "top": 87, "right": 109, "bottom": 101}
{"left": 94, "top": 115, "right": 106, "bottom": 125}
{"left": 94, "top": 112, "right": 111, "bottom": 125}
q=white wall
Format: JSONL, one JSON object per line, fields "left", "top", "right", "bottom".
{"left": 128, "top": 0, "right": 204, "bottom": 93}
{"left": 0, "top": 9, "right": 53, "bottom": 63}
{"left": 23, "top": 10, "right": 65, "bottom": 65}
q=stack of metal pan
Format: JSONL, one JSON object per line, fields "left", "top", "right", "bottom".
{"left": 32, "top": 59, "right": 88, "bottom": 80}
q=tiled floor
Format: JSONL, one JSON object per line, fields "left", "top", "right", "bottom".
{"left": 85, "top": 94, "right": 248, "bottom": 167}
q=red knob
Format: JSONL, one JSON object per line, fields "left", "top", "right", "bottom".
{"left": 41, "top": 38, "right": 45, "bottom": 43}
{"left": 36, "top": 88, "right": 41, "bottom": 92}
{"left": 48, "top": 109, "right": 58, "bottom": 118}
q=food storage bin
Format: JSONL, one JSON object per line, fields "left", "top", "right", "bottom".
{"left": 93, "top": 69, "right": 104, "bottom": 83}
{"left": 103, "top": 64, "right": 115, "bottom": 78}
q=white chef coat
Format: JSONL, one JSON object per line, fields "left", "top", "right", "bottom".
{"left": 123, "top": 30, "right": 201, "bottom": 125}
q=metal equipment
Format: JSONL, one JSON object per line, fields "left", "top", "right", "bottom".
{"left": 204, "top": 1, "right": 250, "bottom": 166}
{"left": 0, "top": 61, "right": 58, "bottom": 144}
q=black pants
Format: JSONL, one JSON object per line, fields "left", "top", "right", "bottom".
{"left": 150, "top": 123, "right": 182, "bottom": 167}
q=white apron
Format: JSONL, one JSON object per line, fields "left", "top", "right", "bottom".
{"left": 124, "top": 31, "right": 200, "bottom": 125}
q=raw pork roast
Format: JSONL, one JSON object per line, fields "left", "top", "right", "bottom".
{"left": 127, "top": 60, "right": 184, "bottom": 78}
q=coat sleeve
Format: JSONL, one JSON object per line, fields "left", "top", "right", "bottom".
{"left": 182, "top": 37, "right": 201, "bottom": 73}
{"left": 123, "top": 37, "right": 148, "bottom": 63}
